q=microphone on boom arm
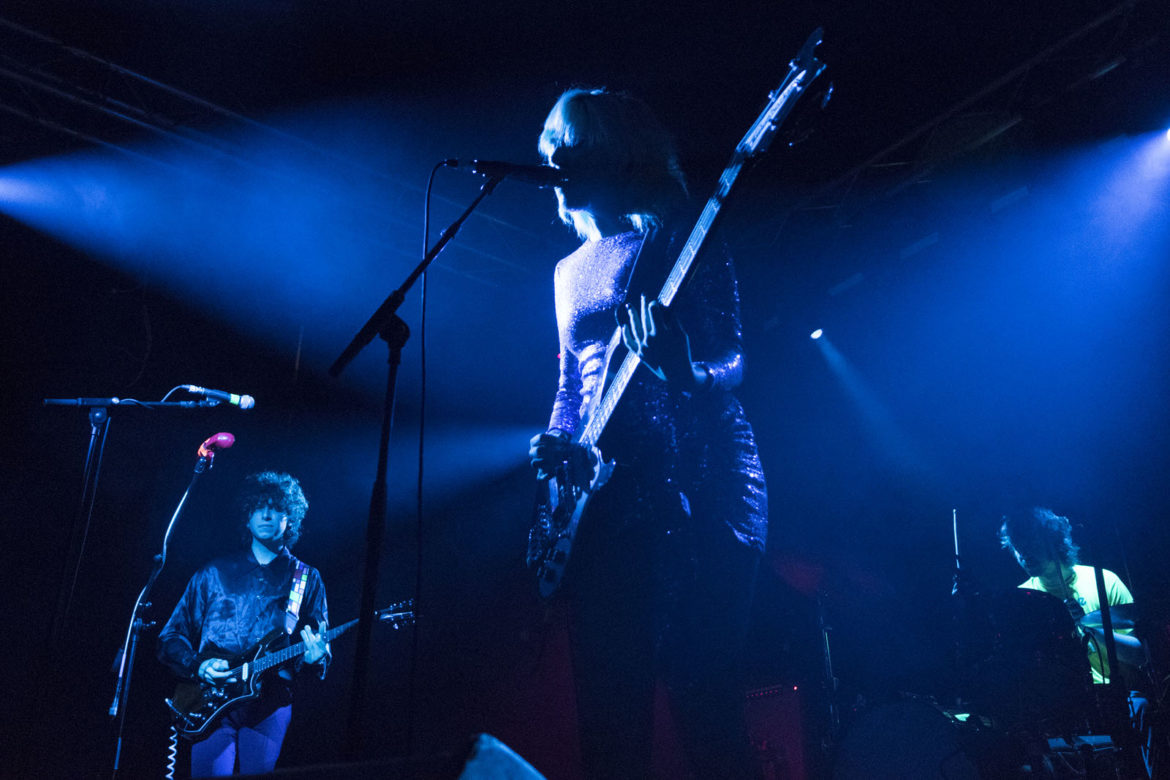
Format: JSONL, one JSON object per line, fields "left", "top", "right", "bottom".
{"left": 183, "top": 385, "right": 255, "bottom": 410}
{"left": 451, "top": 159, "right": 567, "bottom": 188}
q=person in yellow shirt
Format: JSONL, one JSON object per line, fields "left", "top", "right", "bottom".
{"left": 1000, "top": 506, "right": 1155, "bottom": 777}
{"left": 999, "top": 507, "right": 1141, "bottom": 684}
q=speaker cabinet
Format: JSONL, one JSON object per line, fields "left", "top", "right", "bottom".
{"left": 746, "top": 683, "right": 807, "bottom": 780}
{"left": 227, "top": 733, "right": 545, "bottom": 780}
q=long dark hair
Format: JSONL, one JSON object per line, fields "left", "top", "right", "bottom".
{"left": 999, "top": 506, "right": 1081, "bottom": 567}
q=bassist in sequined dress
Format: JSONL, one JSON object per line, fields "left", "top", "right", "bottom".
{"left": 527, "top": 87, "right": 769, "bottom": 778}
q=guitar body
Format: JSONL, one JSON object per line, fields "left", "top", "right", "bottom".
{"left": 529, "top": 446, "right": 616, "bottom": 598}
{"left": 165, "top": 602, "right": 414, "bottom": 740}
{"left": 166, "top": 629, "right": 285, "bottom": 740}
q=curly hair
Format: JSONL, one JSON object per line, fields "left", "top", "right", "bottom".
{"left": 538, "top": 87, "right": 688, "bottom": 241}
{"left": 999, "top": 506, "right": 1080, "bottom": 568}
{"left": 237, "top": 471, "right": 308, "bottom": 549}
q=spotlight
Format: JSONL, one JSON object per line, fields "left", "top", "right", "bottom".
{"left": 810, "top": 329, "right": 823, "bottom": 340}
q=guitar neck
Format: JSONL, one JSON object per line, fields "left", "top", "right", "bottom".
{"left": 236, "top": 606, "right": 414, "bottom": 675}
{"left": 241, "top": 617, "right": 359, "bottom": 675}
{"left": 579, "top": 162, "right": 743, "bottom": 450}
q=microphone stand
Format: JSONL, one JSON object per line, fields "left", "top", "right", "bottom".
{"left": 330, "top": 175, "right": 504, "bottom": 759}
{"left": 42, "top": 397, "right": 219, "bottom": 649}
{"left": 109, "top": 445, "right": 219, "bottom": 779}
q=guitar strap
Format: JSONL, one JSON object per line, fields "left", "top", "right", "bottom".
{"left": 618, "top": 203, "right": 701, "bottom": 311}
{"left": 284, "top": 558, "right": 310, "bottom": 635}
{"left": 620, "top": 226, "right": 668, "bottom": 310}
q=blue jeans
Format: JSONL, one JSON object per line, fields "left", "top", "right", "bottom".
{"left": 190, "top": 699, "right": 292, "bottom": 777}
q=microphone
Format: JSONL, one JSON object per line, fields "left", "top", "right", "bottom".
{"left": 183, "top": 385, "right": 255, "bottom": 410}
{"left": 453, "top": 159, "right": 566, "bottom": 188}
{"left": 197, "top": 432, "right": 235, "bottom": 459}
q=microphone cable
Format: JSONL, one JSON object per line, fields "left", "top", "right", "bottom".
{"left": 403, "top": 158, "right": 453, "bottom": 757}
{"left": 164, "top": 724, "right": 179, "bottom": 780}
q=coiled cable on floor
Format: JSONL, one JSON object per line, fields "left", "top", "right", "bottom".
{"left": 165, "top": 724, "right": 178, "bottom": 780}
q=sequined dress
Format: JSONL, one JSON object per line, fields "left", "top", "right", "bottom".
{"left": 547, "top": 229, "right": 768, "bottom": 552}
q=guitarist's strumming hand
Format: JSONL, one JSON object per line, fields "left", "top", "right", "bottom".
{"left": 301, "top": 620, "right": 329, "bottom": 665}
{"left": 198, "top": 658, "right": 236, "bottom": 685}
{"left": 529, "top": 429, "right": 595, "bottom": 482}
{"left": 621, "top": 295, "right": 710, "bottom": 393}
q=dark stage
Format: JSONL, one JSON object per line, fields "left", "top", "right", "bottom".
{"left": 3, "top": 1, "right": 1169, "bottom": 777}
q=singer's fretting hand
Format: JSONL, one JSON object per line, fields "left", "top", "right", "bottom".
{"left": 621, "top": 295, "right": 706, "bottom": 392}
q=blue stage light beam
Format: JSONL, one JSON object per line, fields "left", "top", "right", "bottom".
{"left": 0, "top": 99, "right": 560, "bottom": 424}
{"left": 812, "top": 333, "right": 931, "bottom": 479}
{"left": 1087, "top": 129, "right": 1170, "bottom": 261}
{"left": 0, "top": 115, "right": 418, "bottom": 355}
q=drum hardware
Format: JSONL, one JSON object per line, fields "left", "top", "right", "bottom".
{"left": 1079, "top": 604, "right": 1138, "bottom": 633}
{"left": 831, "top": 697, "right": 1017, "bottom": 779}
{"left": 817, "top": 590, "right": 841, "bottom": 750}
{"left": 827, "top": 510, "right": 1161, "bottom": 777}
{"left": 1040, "top": 734, "right": 1121, "bottom": 778}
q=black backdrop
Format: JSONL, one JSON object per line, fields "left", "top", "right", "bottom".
{"left": 3, "top": 1, "right": 1170, "bottom": 777}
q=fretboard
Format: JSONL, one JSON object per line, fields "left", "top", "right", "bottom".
{"left": 578, "top": 180, "right": 732, "bottom": 450}
{"left": 231, "top": 617, "right": 359, "bottom": 676}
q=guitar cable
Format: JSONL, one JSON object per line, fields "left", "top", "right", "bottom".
{"left": 164, "top": 724, "right": 178, "bottom": 780}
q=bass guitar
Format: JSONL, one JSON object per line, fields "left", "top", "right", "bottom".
{"left": 165, "top": 600, "right": 414, "bottom": 739}
{"left": 527, "top": 29, "right": 827, "bottom": 598}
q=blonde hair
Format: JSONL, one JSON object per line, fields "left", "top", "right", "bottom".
{"left": 539, "top": 88, "right": 687, "bottom": 240}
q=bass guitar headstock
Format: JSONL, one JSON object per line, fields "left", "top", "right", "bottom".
{"left": 790, "top": 27, "right": 826, "bottom": 82}
{"left": 738, "top": 27, "right": 828, "bottom": 160}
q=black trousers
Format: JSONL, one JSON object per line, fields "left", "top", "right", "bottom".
{"left": 566, "top": 478, "right": 760, "bottom": 779}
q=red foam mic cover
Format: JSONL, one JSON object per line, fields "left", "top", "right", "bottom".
{"left": 197, "top": 432, "right": 236, "bottom": 458}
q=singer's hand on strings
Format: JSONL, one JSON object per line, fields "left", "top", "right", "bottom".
{"left": 529, "top": 429, "right": 593, "bottom": 481}
{"left": 621, "top": 295, "right": 705, "bottom": 391}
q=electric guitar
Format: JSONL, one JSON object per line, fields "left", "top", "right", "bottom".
{"left": 527, "top": 29, "right": 827, "bottom": 598}
{"left": 165, "top": 600, "right": 414, "bottom": 739}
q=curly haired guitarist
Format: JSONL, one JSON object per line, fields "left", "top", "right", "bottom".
{"left": 158, "top": 471, "right": 329, "bottom": 776}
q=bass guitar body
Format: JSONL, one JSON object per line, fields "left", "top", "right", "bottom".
{"left": 528, "top": 445, "right": 615, "bottom": 598}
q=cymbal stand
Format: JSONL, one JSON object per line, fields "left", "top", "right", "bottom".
{"left": 817, "top": 590, "right": 841, "bottom": 752}
{"left": 949, "top": 508, "right": 979, "bottom": 711}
